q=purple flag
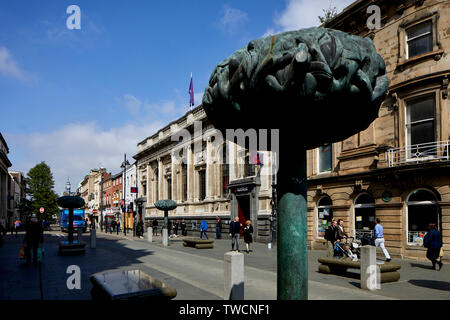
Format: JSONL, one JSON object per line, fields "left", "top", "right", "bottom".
{"left": 189, "top": 74, "right": 194, "bottom": 106}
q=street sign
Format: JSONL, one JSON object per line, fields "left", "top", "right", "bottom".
{"left": 131, "top": 187, "right": 138, "bottom": 193}
{"left": 40, "top": 207, "right": 44, "bottom": 213}
{"left": 93, "top": 209, "right": 98, "bottom": 214}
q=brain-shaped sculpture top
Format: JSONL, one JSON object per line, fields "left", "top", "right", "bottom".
{"left": 202, "top": 27, "right": 389, "bottom": 148}
{"left": 57, "top": 196, "right": 85, "bottom": 209}
{"left": 154, "top": 199, "right": 177, "bottom": 211}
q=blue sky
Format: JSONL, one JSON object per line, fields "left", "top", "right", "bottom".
{"left": 0, "top": 0, "right": 354, "bottom": 194}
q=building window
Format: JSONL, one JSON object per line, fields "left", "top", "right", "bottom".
{"left": 318, "top": 144, "right": 332, "bottom": 173}
{"left": 244, "top": 153, "right": 256, "bottom": 177}
{"left": 354, "top": 193, "right": 375, "bottom": 240}
{"left": 407, "top": 189, "right": 439, "bottom": 246}
{"left": 182, "top": 164, "right": 187, "bottom": 201}
{"left": 406, "top": 21, "right": 432, "bottom": 59}
{"left": 317, "top": 196, "right": 332, "bottom": 239}
{"left": 199, "top": 170, "right": 206, "bottom": 201}
{"left": 405, "top": 95, "right": 436, "bottom": 158}
{"left": 167, "top": 178, "right": 172, "bottom": 200}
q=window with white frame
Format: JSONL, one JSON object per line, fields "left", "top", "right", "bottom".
{"left": 406, "top": 21, "right": 433, "bottom": 59}
{"left": 318, "top": 144, "right": 332, "bottom": 173}
{"left": 405, "top": 95, "right": 436, "bottom": 157}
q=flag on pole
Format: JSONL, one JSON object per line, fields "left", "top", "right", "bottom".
{"left": 189, "top": 73, "right": 194, "bottom": 109}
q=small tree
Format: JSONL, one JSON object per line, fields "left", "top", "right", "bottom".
{"left": 25, "top": 162, "right": 59, "bottom": 221}
{"left": 318, "top": 6, "right": 338, "bottom": 24}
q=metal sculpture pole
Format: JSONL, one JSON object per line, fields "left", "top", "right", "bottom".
{"left": 202, "top": 27, "right": 388, "bottom": 299}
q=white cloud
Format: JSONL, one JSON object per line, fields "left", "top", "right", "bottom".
{"left": 5, "top": 121, "right": 164, "bottom": 196}
{"left": 219, "top": 5, "right": 248, "bottom": 34}
{"left": 123, "top": 93, "right": 143, "bottom": 115}
{"left": 0, "top": 46, "right": 28, "bottom": 81}
{"left": 264, "top": 0, "right": 355, "bottom": 36}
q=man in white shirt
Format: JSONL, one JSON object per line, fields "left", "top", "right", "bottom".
{"left": 374, "top": 218, "right": 391, "bottom": 262}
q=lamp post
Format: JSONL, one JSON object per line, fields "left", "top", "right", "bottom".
{"left": 121, "top": 154, "right": 130, "bottom": 236}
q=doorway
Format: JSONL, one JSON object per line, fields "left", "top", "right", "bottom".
{"left": 237, "top": 195, "right": 250, "bottom": 235}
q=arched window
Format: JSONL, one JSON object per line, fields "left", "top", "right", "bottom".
{"left": 317, "top": 196, "right": 333, "bottom": 239}
{"left": 407, "top": 189, "right": 439, "bottom": 245}
{"left": 354, "top": 193, "right": 375, "bottom": 240}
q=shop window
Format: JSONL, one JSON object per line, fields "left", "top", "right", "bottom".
{"left": 317, "top": 196, "right": 332, "bottom": 239}
{"left": 318, "top": 144, "right": 332, "bottom": 173}
{"left": 406, "top": 21, "right": 433, "bottom": 59}
{"left": 354, "top": 193, "right": 375, "bottom": 240}
{"left": 407, "top": 189, "right": 439, "bottom": 245}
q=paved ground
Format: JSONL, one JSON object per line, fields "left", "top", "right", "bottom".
{"left": 1, "top": 227, "right": 449, "bottom": 300}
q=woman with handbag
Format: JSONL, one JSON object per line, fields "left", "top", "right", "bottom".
{"left": 423, "top": 223, "right": 443, "bottom": 271}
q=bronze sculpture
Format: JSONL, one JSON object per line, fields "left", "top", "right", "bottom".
{"left": 202, "top": 27, "right": 388, "bottom": 299}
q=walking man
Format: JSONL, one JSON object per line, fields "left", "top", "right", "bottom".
{"left": 23, "top": 214, "right": 43, "bottom": 265}
{"left": 423, "top": 223, "right": 443, "bottom": 270}
{"left": 215, "top": 216, "right": 222, "bottom": 239}
{"left": 200, "top": 219, "right": 208, "bottom": 239}
{"left": 229, "top": 217, "right": 242, "bottom": 252}
{"left": 181, "top": 219, "right": 187, "bottom": 236}
{"left": 374, "top": 218, "right": 391, "bottom": 262}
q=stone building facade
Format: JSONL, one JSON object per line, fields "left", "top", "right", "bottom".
{"left": 134, "top": 106, "right": 276, "bottom": 242}
{"left": 306, "top": 0, "right": 450, "bottom": 261}
{"left": 0, "top": 133, "right": 12, "bottom": 228}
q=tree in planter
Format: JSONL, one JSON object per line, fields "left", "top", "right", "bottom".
{"left": 25, "top": 162, "right": 59, "bottom": 222}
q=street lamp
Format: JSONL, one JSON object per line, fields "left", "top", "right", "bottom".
{"left": 121, "top": 154, "right": 130, "bottom": 236}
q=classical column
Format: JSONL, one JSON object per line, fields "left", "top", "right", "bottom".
{"left": 187, "top": 144, "right": 194, "bottom": 202}
{"left": 206, "top": 136, "right": 212, "bottom": 200}
{"left": 158, "top": 158, "right": 163, "bottom": 201}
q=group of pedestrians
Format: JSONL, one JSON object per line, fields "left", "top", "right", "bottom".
{"left": 325, "top": 217, "right": 444, "bottom": 270}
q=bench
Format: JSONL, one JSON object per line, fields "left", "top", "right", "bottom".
{"left": 90, "top": 269, "right": 177, "bottom": 300}
{"left": 183, "top": 238, "right": 214, "bottom": 249}
{"left": 318, "top": 257, "right": 401, "bottom": 283}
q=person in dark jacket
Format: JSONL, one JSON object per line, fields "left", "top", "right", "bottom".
{"left": 216, "top": 216, "right": 222, "bottom": 239}
{"left": 423, "top": 223, "right": 443, "bottom": 271}
{"left": 325, "top": 219, "right": 338, "bottom": 257}
{"left": 229, "top": 217, "right": 242, "bottom": 252}
{"left": 173, "top": 220, "right": 179, "bottom": 236}
{"left": 23, "top": 214, "right": 43, "bottom": 264}
{"left": 180, "top": 219, "right": 187, "bottom": 236}
{"left": 152, "top": 219, "right": 158, "bottom": 236}
{"left": 243, "top": 220, "right": 253, "bottom": 253}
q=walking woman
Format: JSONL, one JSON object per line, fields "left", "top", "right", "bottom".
{"left": 423, "top": 223, "right": 443, "bottom": 271}
{"left": 243, "top": 220, "right": 253, "bottom": 253}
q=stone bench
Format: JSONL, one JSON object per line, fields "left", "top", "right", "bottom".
{"left": 183, "top": 238, "right": 214, "bottom": 249}
{"left": 318, "top": 257, "right": 401, "bottom": 283}
{"left": 90, "top": 269, "right": 177, "bottom": 300}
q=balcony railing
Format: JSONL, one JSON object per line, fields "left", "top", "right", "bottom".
{"left": 388, "top": 140, "right": 449, "bottom": 167}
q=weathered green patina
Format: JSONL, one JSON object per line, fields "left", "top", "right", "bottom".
{"left": 154, "top": 199, "right": 177, "bottom": 229}
{"left": 202, "top": 27, "right": 388, "bottom": 300}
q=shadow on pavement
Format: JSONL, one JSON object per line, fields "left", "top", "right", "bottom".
{"left": 410, "top": 262, "right": 434, "bottom": 270}
{"left": 408, "top": 280, "right": 450, "bottom": 291}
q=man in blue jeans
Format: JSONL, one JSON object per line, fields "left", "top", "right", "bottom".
{"left": 374, "top": 218, "right": 391, "bottom": 262}
{"left": 200, "top": 219, "right": 208, "bottom": 239}
{"left": 229, "top": 217, "right": 242, "bottom": 252}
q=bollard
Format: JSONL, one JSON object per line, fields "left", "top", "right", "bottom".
{"left": 162, "top": 228, "right": 168, "bottom": 246}
{"left": 147, "top": 227, "right": 152, "bottom": 243}
{"left": 224, "top": 252, "right": 244, "bottom": 300}
{"left": 360, "top": 245, "right": 380, "bottom": 290}
{"left": 90, "top": 228, "right": 96, "bottom": 249}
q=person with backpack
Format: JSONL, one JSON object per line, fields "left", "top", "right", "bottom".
{"left": 325, "top": 219, "right": 338, "bottom": 257}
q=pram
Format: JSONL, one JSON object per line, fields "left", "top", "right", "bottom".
{"left": 333, "top": 237, "right": 361, "bottom": 261}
